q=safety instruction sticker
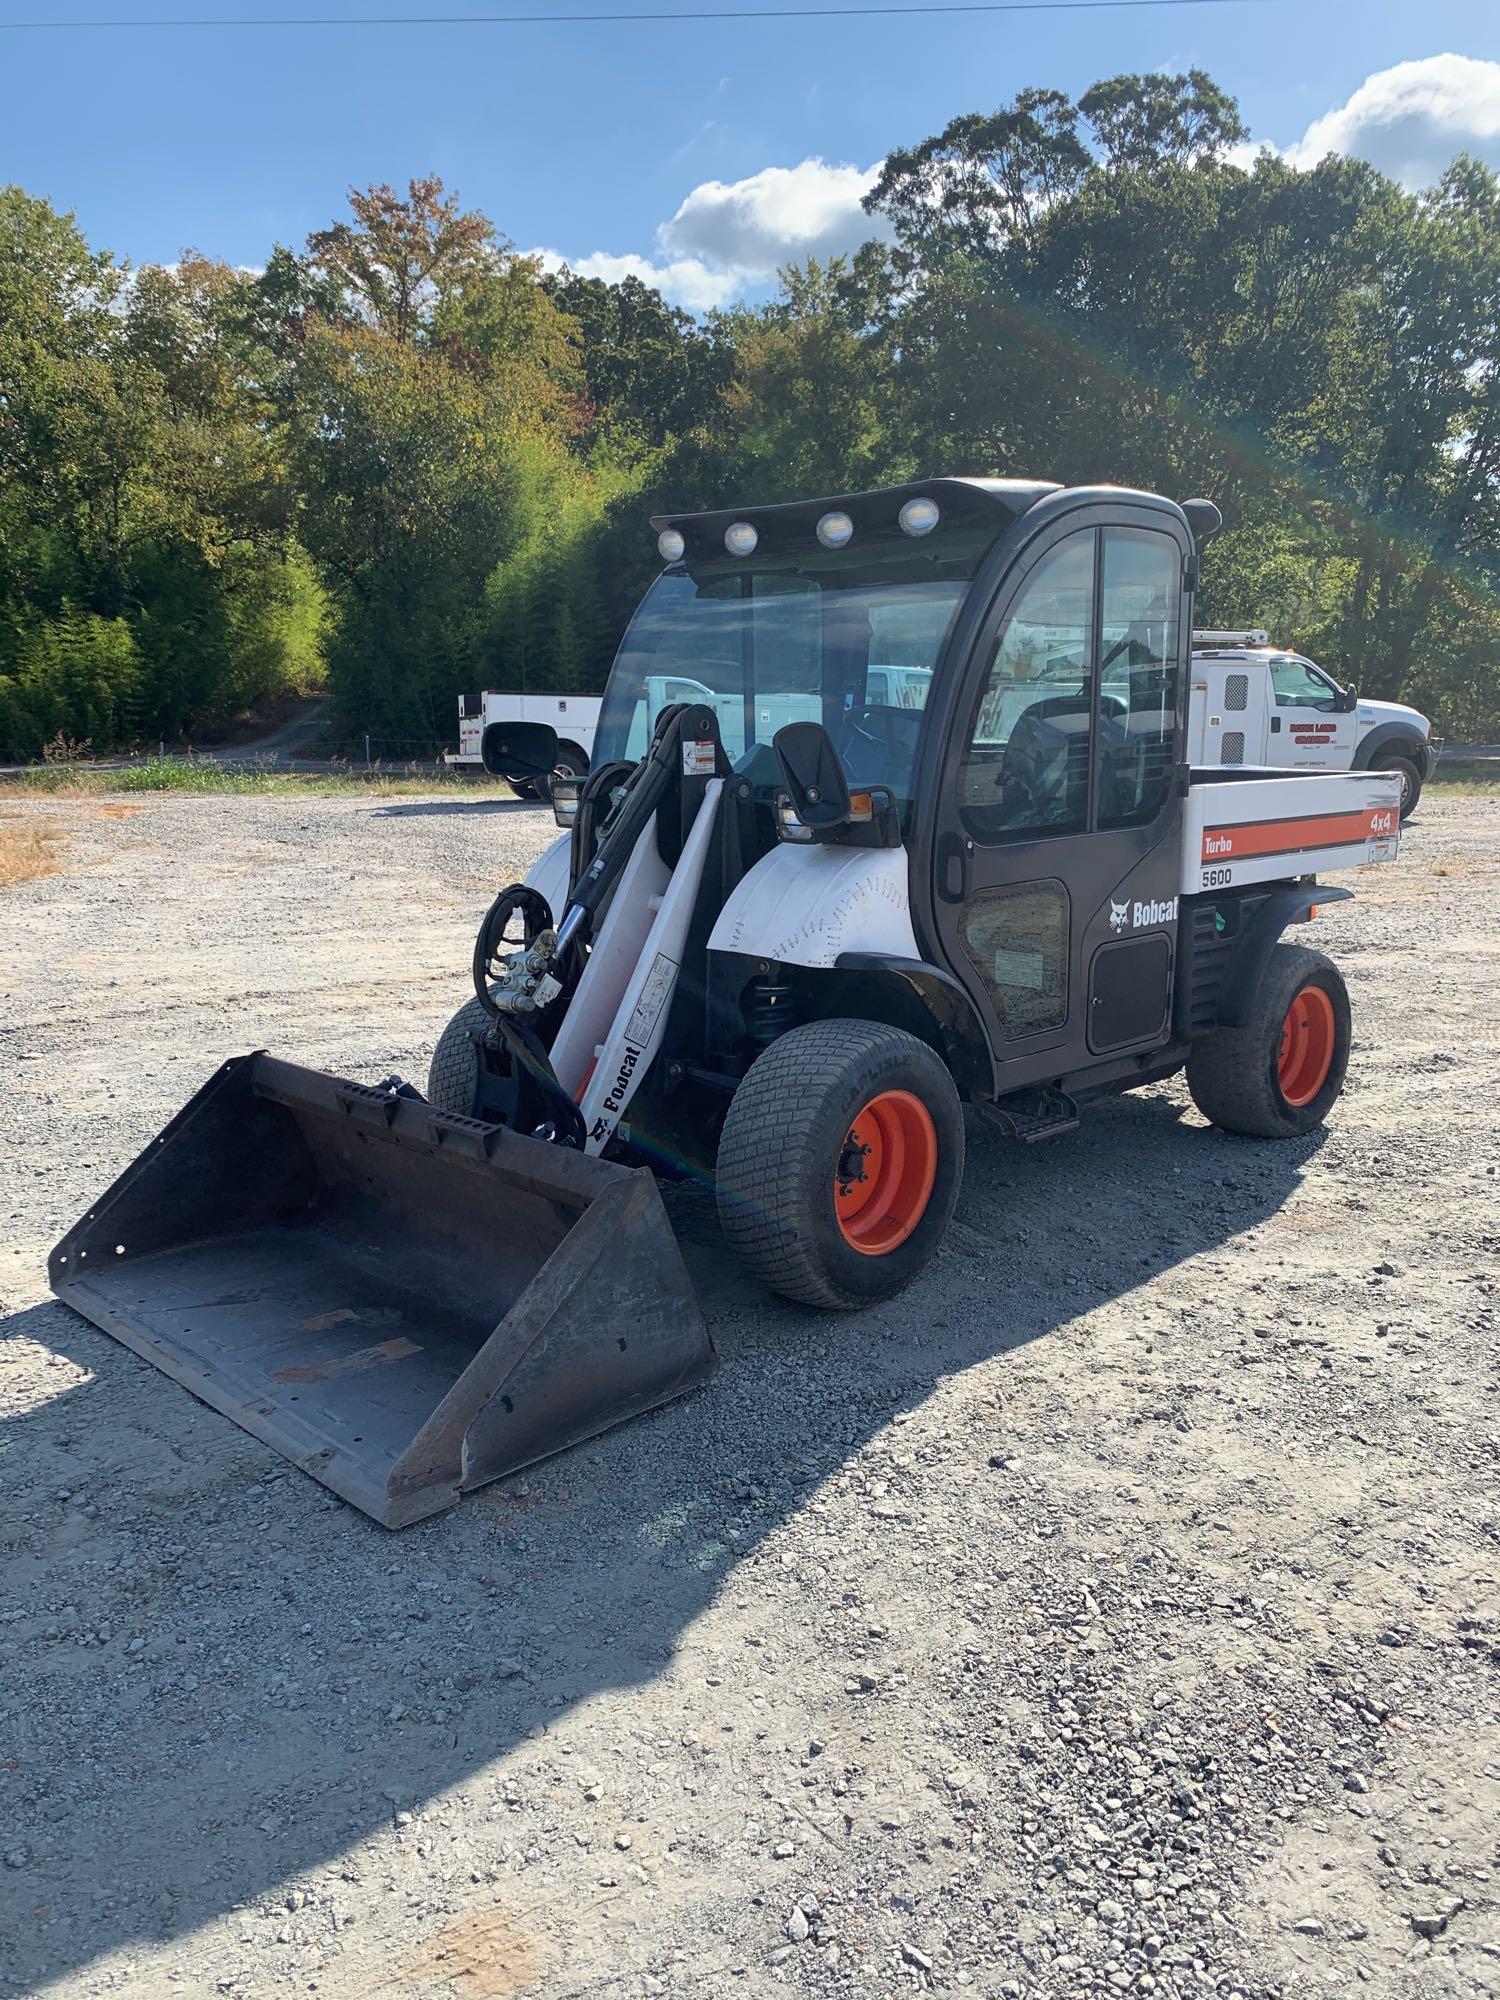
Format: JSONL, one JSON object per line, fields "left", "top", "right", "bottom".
{"left": 624, "top": 953, "right": 679, "bottom": 1047}
{"left": 681, "top": 738, "right": 717, "bottom": 775}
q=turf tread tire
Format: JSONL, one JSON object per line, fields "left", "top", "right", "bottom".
{"left": 716, "top": 1017, "right": 963, "bottom": 1311}
{"left": 426, "top": 996, "right": 491, "bottom": 1116}
{"left": 1186, "top": 943, "right": 1350, "bottom": 1138}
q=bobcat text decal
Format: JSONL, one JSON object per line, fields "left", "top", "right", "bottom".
{"left": 1110, "top": 895, "right": 1179, "bottom": 933}
{"left": 602, "top": 1042, "right": 642, "bottom": 1115}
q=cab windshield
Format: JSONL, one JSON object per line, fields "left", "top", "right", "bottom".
{"left": 593, "top": 562, "right": 972, "bottom": 809}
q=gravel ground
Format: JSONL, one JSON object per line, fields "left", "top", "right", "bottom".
{"left": 1, "top": 789, "right": 1496, "bottom": 2000}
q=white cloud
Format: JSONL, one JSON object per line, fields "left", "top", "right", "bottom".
{"left": 537, "top": 155, "right": 891, "bottom": 312}
{"left": 530, "top": 245, "right": 739, "bottom": 312}
{"left": 1282, "top": 54, "right": 1500, "bottom": 187}
{"left": 658, "top": 157, "right": 893, "bottom": 277}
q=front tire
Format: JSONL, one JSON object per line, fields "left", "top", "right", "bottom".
{"left": 1373, "top": 751, "right": 1422, "bottom": 819}
{"left": 1187, "top": 943, "right": 1350, "bottom": 1138}
{"left": 427, "top": 996, "right": 491, "bottom": 1116}
{"left": 716, "top": 1019, "right": 964, "bottom": 1310}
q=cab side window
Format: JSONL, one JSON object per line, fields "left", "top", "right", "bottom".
{"left": 959, "top": 533, "right": 1095, "bottom": 842}
{"left": 1271, "top": 656, "right": 1337, "bottom": 710}
{"left": 1097, "top": 528, "right": 1180, "bottom": 829}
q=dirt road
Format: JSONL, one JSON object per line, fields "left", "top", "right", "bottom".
{"left": 1, "top": 790, "right": 1495, "bottom": 2000}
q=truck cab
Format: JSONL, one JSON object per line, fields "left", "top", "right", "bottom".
{"left": 1187, "top": 631, "right": 1436, "bottom": 815}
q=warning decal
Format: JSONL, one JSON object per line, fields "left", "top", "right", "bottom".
{"left": 624, "top": 953, "right": 679, "bottom": 1047}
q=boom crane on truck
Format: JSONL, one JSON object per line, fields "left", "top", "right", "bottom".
{"left": 51, "top": 478, "right": 1402, "bottom": 1525}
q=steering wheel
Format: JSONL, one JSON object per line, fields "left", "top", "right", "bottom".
{"left": 472, "top": 883, "right": 555, "bottom": 1018}
{"left": 840, "top": 704, "right": 923, "bottom": 781}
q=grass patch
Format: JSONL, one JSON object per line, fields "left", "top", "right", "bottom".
{"left": 0, "top": 757, "right": 517, "bottom": 800}
{"left": 0, "top": 817, "right": 61, "bottom": 887}
{"left": 1426, "top": 777, "right": 1500, "bottom": 800}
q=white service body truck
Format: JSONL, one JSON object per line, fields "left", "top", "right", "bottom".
{"left": 450, "top": 691, "right": 602, "bottom": 794}
{"left": 1187, "top": 631, "right": 1437, "bottom": 815}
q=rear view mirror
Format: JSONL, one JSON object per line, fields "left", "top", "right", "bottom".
{"left": 1336, "top": 685, "right": 1359, "bottom": 713}
{"left": 773, "top": 722, "right": 852, "bottom": 830}
{"left": 482, "top": 719, "right": 559, "bottom": 779}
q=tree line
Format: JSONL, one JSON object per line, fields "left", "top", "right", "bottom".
{"left": 2, "top": 69, "right": 1496, "bottom": 760}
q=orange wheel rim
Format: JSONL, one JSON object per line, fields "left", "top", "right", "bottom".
{"left": 1277, "top": 984, "right": 1336, "bottom": 1106}
{"left": 834, "top": 1090, "right": 938, "bottom": 1256}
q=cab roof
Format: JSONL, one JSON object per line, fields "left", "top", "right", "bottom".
{"left": 651, "top": 477, "right": 1062, "bottom": 562}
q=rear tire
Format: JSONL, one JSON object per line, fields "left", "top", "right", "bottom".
{"left": 716, "top": 1018, "right": 964, "bottom": 1310}
{"left": 1187, "top": 943, "right": 1350, "bottom": 1138}
{"left": 1373, "top": 751, "right": 1422, "bottom": 819}
{"left": 427, "top": 997, "right": 491, "bottom": 1116}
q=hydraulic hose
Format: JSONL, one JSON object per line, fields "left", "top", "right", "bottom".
{"left": 556, "top": 704, "right": 692, "bottom": 948}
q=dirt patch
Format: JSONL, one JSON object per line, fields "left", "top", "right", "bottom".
{"left": 0, "top": 815, "right": 61, "bottom": 886}
{"left": 0, "top": 789, "right": 1494, "bottom": 2000}
{"left": 403, "top": 1908, "right": 553, "bottom": 1997}
{"left": 92, "top": 802, "right": 144, "bottom": 821}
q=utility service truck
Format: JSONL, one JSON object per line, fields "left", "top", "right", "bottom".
{"left": 451, "top": 691, "right": 600, "bottom": 797}
{"left": 1188, "top": 631, "right": 1436, "bottom": 815}
{"left": 53, "top": 477, "right": 1402, "bottom": 1526}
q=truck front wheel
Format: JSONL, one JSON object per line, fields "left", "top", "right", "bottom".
{"left": 1372, "top": 750, "right": 1422, "bottom": 819}
{"left": 716, "top": 1018, "right": 964, "bottom": 1309}
{"left": 1186, "top": 943, "right": 1351, "bottom": 1138}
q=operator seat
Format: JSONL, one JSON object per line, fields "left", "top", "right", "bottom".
{"left": 997, "top": 691, "right": 1093, "bottom": 829}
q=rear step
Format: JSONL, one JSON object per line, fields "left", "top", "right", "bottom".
{"left": 49, "top": 1053, "right": 715, "bottom": 1527}
{"left": 983, "top": 1086, "right": 1081, "bottom": 1144}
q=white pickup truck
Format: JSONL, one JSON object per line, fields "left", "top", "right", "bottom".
{"left": 1187, "top": 631, "right": 1437, "bottom": 817}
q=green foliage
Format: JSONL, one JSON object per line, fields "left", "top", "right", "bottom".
{"left": 0, "top": 605, "right": 141, "bottom": 753}
{"left": 1, "top": 92, "right": 1497, "bottom": 753}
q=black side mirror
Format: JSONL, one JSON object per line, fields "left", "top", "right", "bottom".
{"left": 1180, "top": 498, "right": 1223, "bottom": 548}
{"left": 1337, "top": 684, "right": 1359, "bottom": 714}
{"left": 481, "top": 719, "right": 559, "bottom": 779}
{"left": 773, "top": 721, "right": 851, "bottom": 830}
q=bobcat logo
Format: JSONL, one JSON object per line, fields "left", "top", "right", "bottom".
{"left": 1109, "top": 898, "right": 1130, "bottom": 933}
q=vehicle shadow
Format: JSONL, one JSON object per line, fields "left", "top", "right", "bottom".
{"left": 371, "top": 798, "right": 545, "bottom": 818}
{"left": 0, "top": 1091, "right": 1322, "bottom": 1992}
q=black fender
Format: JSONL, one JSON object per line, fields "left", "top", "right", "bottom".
{"left": 1353, "top": 722, "right": 1432, "bottom": 779}
{"left": 1215, "top": 885, "right": 1352, "bottom": 1028}
{"left": 830, "top": 953, "right": 994, "bottom": 1099}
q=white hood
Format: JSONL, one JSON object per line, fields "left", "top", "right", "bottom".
{"left": 1356, "top": 696, "right": 1430, "bottom": 738}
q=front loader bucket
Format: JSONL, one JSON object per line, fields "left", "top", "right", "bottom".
{"left": 49, "top": 1054, "right": 714, "bottom": 1527}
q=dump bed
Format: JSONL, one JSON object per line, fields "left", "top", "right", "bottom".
{"left": 1182, "top": 768, "right": 1402, "bottom": 896}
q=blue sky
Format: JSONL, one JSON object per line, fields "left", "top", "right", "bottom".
{"left": 1, "top": 2, "right": 1497, "bottom": 306}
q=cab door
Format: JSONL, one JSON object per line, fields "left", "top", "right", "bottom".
{"left": 921, "top": 507, "right": 1191, "bottom": 1091}
{"left": 1270, "top": 655, "right": 1358, "bottom": 770}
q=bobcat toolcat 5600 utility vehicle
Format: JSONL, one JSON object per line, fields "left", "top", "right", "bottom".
{"left": 52, "top": 478, "right": 1402, "bottom": 1524}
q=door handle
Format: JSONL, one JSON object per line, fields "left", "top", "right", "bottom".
{"left": 938, "top": 833, "right": 968, "bottom": 904}
{"left": 1270, "top": 715, "right": 1281, "bottom": 733}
